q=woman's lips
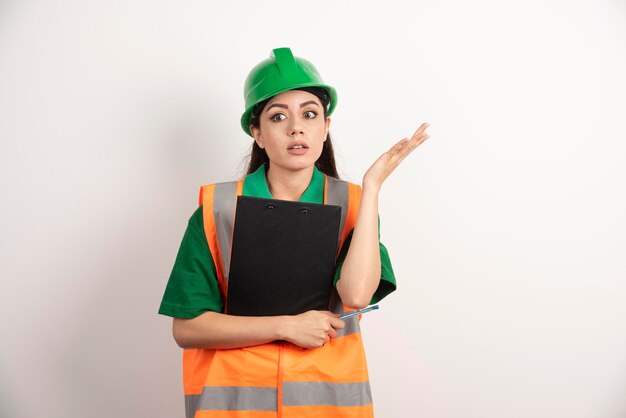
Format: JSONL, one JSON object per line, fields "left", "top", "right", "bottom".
{"left": 287, "top": 146, "right": 308, "bottom": 155}
{"left": 287, "top": 142, "right": 308, "bottom": 155}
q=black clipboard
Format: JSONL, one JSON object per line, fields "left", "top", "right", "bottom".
{"left": 226, "top": 196, "right": 342, "bottom": 316}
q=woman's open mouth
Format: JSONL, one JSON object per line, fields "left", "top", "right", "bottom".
{"left": 287, "top": 142, "right": 308, "bottom": 155}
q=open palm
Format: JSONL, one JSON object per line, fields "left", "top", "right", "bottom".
{"left": 363, "top": 122, "right": 430, "bottom": 189}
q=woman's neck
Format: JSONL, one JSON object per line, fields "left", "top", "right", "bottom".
{"left": 265, "top": 164, "right": 314, "bottom": 201}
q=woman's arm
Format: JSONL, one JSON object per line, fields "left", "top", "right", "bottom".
{"left": 173, "top": 310, "right": 345, "bottom": 350}
{"left": 336, "top": 123, "right": 430, "bottom": 308}
{"left": 336, "top": 185, "right": 382, "bottom": 309}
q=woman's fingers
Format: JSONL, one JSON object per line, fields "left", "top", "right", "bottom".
{"left": 400, "top": 133, "right": 429, "bottom": 160}
{"left": 411, "top": 122, "right": 430, "bottom": 139}
{"left": 329, "top": 316, "right": 345, "bottom": 330}
{"left": 362, "top": 122, "right": 431, "bottom": 190}
{"left": 388, "top": 138, "right": 409, "bottom": 153}
{"left": 290, "top": 310, "right": 348, "bottom": 348}
{"left": 407, "top": 123, "right": 430, "bottom": 149}
{"left": 386, "top": 138, "right": 420, "bottom": 164}
{"left": 389, "top": 128, "right": 430, "bottom": 161}
{"left": 327, "top": 327, "right": 338, "bottom": 339}
{"left": 389, "top": 124, "right": 430, "bottom": 154}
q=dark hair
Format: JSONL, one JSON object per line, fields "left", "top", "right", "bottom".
{"left": 244, "top": 86, "right": 339, "bottom": 178}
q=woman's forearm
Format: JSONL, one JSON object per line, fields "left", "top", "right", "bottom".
{"left": 336, "top": 184, "right": 382, "bottom": 309}
{"left": 172, "top": 309, "right": 346, "bottom": 350}
{"left": 173, "top": 311, "right": 285, "bottom": 349}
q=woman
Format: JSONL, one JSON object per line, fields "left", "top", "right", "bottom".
{"left": 159, "top": 47, "right": 430, "bottom": 418}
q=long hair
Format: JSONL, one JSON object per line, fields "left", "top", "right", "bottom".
{"left": 244, "top": 87, "right": 339, "bottom": 179}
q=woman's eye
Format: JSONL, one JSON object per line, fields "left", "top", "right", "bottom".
{"left": 303, "top": 111, "right": 317, "bottom": 119}
{"left": 270, "top": 113, "right": 286, "bottom": 122}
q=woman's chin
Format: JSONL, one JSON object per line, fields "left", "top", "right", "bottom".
{"left": 270, "top": 156, "right": 320, "bottom": 172}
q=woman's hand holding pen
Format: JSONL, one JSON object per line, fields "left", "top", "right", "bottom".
{"left": 362, "top": 122, "right": 430, "bottom": 191}
{"left": 281, "top": 310, "right": 345, "bottom": 349}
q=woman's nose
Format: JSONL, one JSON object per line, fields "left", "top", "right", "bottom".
{"left": 288, "top": 118, "right": 304, "bottom": 135}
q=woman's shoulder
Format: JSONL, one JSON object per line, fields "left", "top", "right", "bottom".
{"left": 199, "top": 177, "right": 245, "bottom": 186}
{"left": 326, "top": 176, "right": 362, "bottom": 195}
{"left": 198, "top": 178, "right": 245, "bottom": 206}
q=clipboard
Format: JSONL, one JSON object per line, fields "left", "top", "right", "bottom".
{"left": 226, "top": 196, "right": 342, "bottom": 316}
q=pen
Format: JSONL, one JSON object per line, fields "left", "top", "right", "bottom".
{"left": 340, "top": 305, "right": 379, "bottom": 320}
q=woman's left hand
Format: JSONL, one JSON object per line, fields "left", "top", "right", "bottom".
{"left": 363, "top": 122, "right": 430, "bottom": 190}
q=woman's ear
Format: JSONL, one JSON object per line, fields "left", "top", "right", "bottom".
{"left": 250, "top": 125, "right": 264, "bottom": 149}
{"left": 324, "top": 117, "right": 331, "bottom": 141}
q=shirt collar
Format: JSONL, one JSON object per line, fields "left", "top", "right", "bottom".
{"left": 243, "top": 163, "right": 325, "bottom": 204}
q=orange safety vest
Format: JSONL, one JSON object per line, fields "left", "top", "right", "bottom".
{"left": 183, "top": 175, "right": 373, "bottom": 418}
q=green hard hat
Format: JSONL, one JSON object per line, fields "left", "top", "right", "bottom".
{"left": 240, "top": 47, "right": 337, "bottom": 137}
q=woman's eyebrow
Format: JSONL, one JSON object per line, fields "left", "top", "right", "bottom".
{"left": 265, "top": 101, "right": 320, "bottom": 112}
{"left": 266, "top": 103, "right": 288, "bottom": 111}
{"left": 299, "top": 100, "right": 320, "bottom": 108}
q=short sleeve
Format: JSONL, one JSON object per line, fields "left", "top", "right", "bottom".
{"left": 333, "top": 215, "right": 397, "bottom": 305}
{"left": 158, "top": 206, "right": 224, "bottom": 318}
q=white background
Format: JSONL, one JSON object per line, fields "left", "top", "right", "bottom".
{"left": 1, "top": 1, "right": 625, "bottom": 417}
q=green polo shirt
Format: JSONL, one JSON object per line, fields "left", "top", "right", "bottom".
{"left": 158, "top": 163, "right": 396, "bottom": 319}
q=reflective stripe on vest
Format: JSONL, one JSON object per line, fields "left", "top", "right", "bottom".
{"left": 188, "top": 175, "right": 372, "bottom": 418}
{"left": 325, "top": 175, "right": 363, "bottom": 338}
{"left": 185, "top": 381, "right": 373, "bottom": 412}
{"left": 200, "top": 180, "right": 243, "bottom": 302}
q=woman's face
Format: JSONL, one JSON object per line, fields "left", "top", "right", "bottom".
{"left": 250, "top": 89, "right": 330, "bottom": 173}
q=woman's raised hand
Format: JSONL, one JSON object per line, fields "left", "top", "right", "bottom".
{"left": 363, "top": 122, "right": 430, "bottom": 190}
{"left": 282, "top": 310, "right": 345, "bottom": 349}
